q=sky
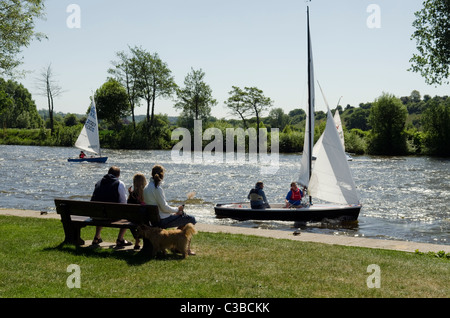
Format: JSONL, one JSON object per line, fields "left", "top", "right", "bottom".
{"left": 15, "top": 0, "right": 450, "bottom": 119}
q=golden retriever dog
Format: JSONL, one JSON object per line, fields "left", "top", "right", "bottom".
{"left": 137, "top": 223, "right": 197, "bottom": 258}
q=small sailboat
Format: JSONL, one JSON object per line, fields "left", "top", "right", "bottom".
{"left": 68, "top": 98, "right": 108, "bottom": 163}
{"left": 214, "top": 5, "right": 362, "bottom": 222}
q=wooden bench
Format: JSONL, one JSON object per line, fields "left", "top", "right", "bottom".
{"left": 54, "top": 198, "right": 160, "bottom": 255}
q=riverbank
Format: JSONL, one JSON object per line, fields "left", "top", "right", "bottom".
{"left": 2, "top": 208, "right": 448, "bottom": 254}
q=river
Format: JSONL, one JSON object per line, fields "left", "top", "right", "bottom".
{"left": 0, "top": 145, "right": 448, "bottom": 245}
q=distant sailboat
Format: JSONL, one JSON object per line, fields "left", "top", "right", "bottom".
{"left": 68, "top": 98, "right": 108, "bottom": 163}
{"left": 214, "top": 5, "right": 362, "bottom": 222}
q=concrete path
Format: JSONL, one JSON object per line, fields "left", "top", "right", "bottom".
{"left": 1, "top": 208, "right": 449, "bottom": 254}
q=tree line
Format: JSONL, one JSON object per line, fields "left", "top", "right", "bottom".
{"left": 1, "top": 71, "right": 449, "bottom": 157}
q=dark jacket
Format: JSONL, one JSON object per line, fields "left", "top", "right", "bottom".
{"left": 91, "top": 174, "right": 120, "bottom": 203}
{"left": 248, "top": 187, "right": 270, "bottom": 209}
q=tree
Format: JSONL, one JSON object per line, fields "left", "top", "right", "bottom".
{"left": 63, "top": 113, "right": 78, "bottom": 127}
{"left": 422, "top": 98, "right": 450, "bottom": 156}
{"left": 224, "top": 86, "right": 251, "bottom": 128}
{"left": 0, "top": 78, "right": 42, "bottom": 128}
{"left": 35, "top": 64, "right": 63, "bottom": 133}
{"left": 130, "top": 46, "right": 176, "bottom": 127}
{"left": 410, "top": 90, "right": 421, "bottom": 103}
{"left": 225, "top": 86, "right": 273, "bottom": 151}
{"left": 346, "top": 107, "right": 370, "bottom": 130}
{"left": 243, "top": 86, "right": 273, "bottom": 136}
{"left": 174, "top": 68, "right": 217, "bottom": 127}
{"left": 268, "top": 107, "right": 289, "bottom": 130}
{"left": 94, "top": 78, "right": 130, "bottom": 129}
{"left": 367, "top": 93, "right": 408, "bottom": 155}
{"left": 409, "top": 0, "right": 450, "bottom": 85}
{"left": 287, "top": 108, "right": 306, "bottom": 125}
{"left": 108, "top": 49, "right": 141, "bottom": 129}
{"left": 0, "top": 0, "right": 46, "bottom": 76}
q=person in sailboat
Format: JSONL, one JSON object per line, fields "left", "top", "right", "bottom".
{"left": 248, "top": 181, "right": 271, "bottom": 209}
{"left": 284, "top": 182, "right": 304, "bottom": 208}
{"left": 90, "top": 166, "right": 133, "bottom": 248}
{"left": 143, "top": 164, "right": 197, "bottom": 255}
{"left": 79, "top": 151, "right": 86, "bottom": 159}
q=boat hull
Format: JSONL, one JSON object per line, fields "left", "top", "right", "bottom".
{"left": 214, "top": 202, "right": 361, "bottom": 222}
{"left": 68, "top": 157, "right": 108, "bottom": 163}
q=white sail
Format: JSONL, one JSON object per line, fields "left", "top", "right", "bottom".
{"left": 298, "top": 7, "right": 315, "bottom": 188}
{"left": 308, "top": 107, "right": 360, "bottom": 205}
{"left": 312, "top": 107, "right": 343, "bottom": 158}
{"left": 333, "top": 109, "right": 345, "bottom": 149}
{"left": 74, "top": 99, "right": 101, "bottom": 155}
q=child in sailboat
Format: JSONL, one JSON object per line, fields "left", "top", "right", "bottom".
{"left": 285, "top": 182, "right": 304, "bottom": 208}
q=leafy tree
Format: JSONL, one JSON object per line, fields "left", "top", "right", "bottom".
{"left": 422, "top": 98, "right": 450, "bottom": 156}
{"left": 0, "top": 88, "right": 14, "bottom": 128}
{"left": 225, "top": 86, "right": 273, "bottom": 151}
{"left": 0, "top": 77, "right": 42, "bottom": 128}
{"left": 410, "top": 90, "right": 421, "bottom": 103}
{"left": 174, "top": 68, "right": 217, "bottom": 128}
{"left": 108, "top": 49, "right": 141, "bottom": 129}
{"left": 287, "top": 108, "right": 306, "bottom": 125}
{"left": 94, "top": 78, "right": 130, "bottom": 129}
{"left": 409, "top": 0, "right": 450, "bottom": 85}
{"left": 224, "top": 86, "right": 251, "bottom": 128}
{"left": 63, "top": 113, "right": 78, "bottom": 127}
{"left": 367, "top": 93, "right": 408, "bottom": 155}
{"left": 268, "top": 107, "right": 289, "bottom": 130}
{"left": 130, "top": 46, "right": 176, "bottom": 127}
{"left": 346, "top": 107, "right": 370, "bottom": 130}
{"left": 0, "top": 0, "right": 46, "bottom": 76}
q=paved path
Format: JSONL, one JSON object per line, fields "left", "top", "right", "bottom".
{"left": 1, "top": 208, "right": 449, "bottom": 254}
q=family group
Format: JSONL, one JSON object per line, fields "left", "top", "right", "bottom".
{"left": 90, "top": 165, "right": 196, "bottom": 255}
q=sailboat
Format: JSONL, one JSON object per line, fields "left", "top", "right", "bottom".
{"left": 214, "top": 6, "right": 362, "bottom": 222}
{"left": 68, "top": 98, "right": 108, "bottom": 163}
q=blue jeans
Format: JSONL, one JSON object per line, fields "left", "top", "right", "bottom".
{"left": 158, "top": 214, "right": 196, "bottom": 229}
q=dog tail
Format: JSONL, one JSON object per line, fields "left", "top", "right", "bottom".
{"left": 183, "top": 223, "right": 197, "bottom": 237}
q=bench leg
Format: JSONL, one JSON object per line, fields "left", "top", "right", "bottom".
{"left": 61, "top": 221, "right": 85, "bottom": 246}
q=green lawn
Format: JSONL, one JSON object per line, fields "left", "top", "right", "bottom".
{"left": 0, "top": 215, "right": 448, "bottom": 298}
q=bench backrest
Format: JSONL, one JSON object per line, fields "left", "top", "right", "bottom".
{"left": 54, "top": 198, "right": 160, "bottom": 225}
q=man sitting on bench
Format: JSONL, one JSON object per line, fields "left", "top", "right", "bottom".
{"left": 91, "top": 166, "right": 133, "bottom": 248}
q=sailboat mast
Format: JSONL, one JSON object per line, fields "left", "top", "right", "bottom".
{"left": 307, "top": 6, "right": 313, "bottom": 205}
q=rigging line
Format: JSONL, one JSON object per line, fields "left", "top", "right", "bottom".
{"left": 317, "top": 81, "right": 330, "bottom": 112}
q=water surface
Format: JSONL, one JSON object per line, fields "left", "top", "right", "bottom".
{"left": 0, "top": 145, "right": 448, "bottom": 245}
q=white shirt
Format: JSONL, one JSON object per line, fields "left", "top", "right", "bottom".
{"left": 143, "top": 178, "right": 178, "bottom": 218}
{"left": 118, "top": 181, "right": 127, "bottom": 204}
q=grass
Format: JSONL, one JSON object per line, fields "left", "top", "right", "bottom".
{"left": 0, "top": 215, "right": 448, "bottom": 298}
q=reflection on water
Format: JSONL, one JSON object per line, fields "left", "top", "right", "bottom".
{"left": 0, "top": 145, "right": 448, "bottom": 245}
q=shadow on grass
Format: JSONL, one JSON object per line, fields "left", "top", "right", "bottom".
{"left": 43, "top": 242, "right": 186, "bottom": 265}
